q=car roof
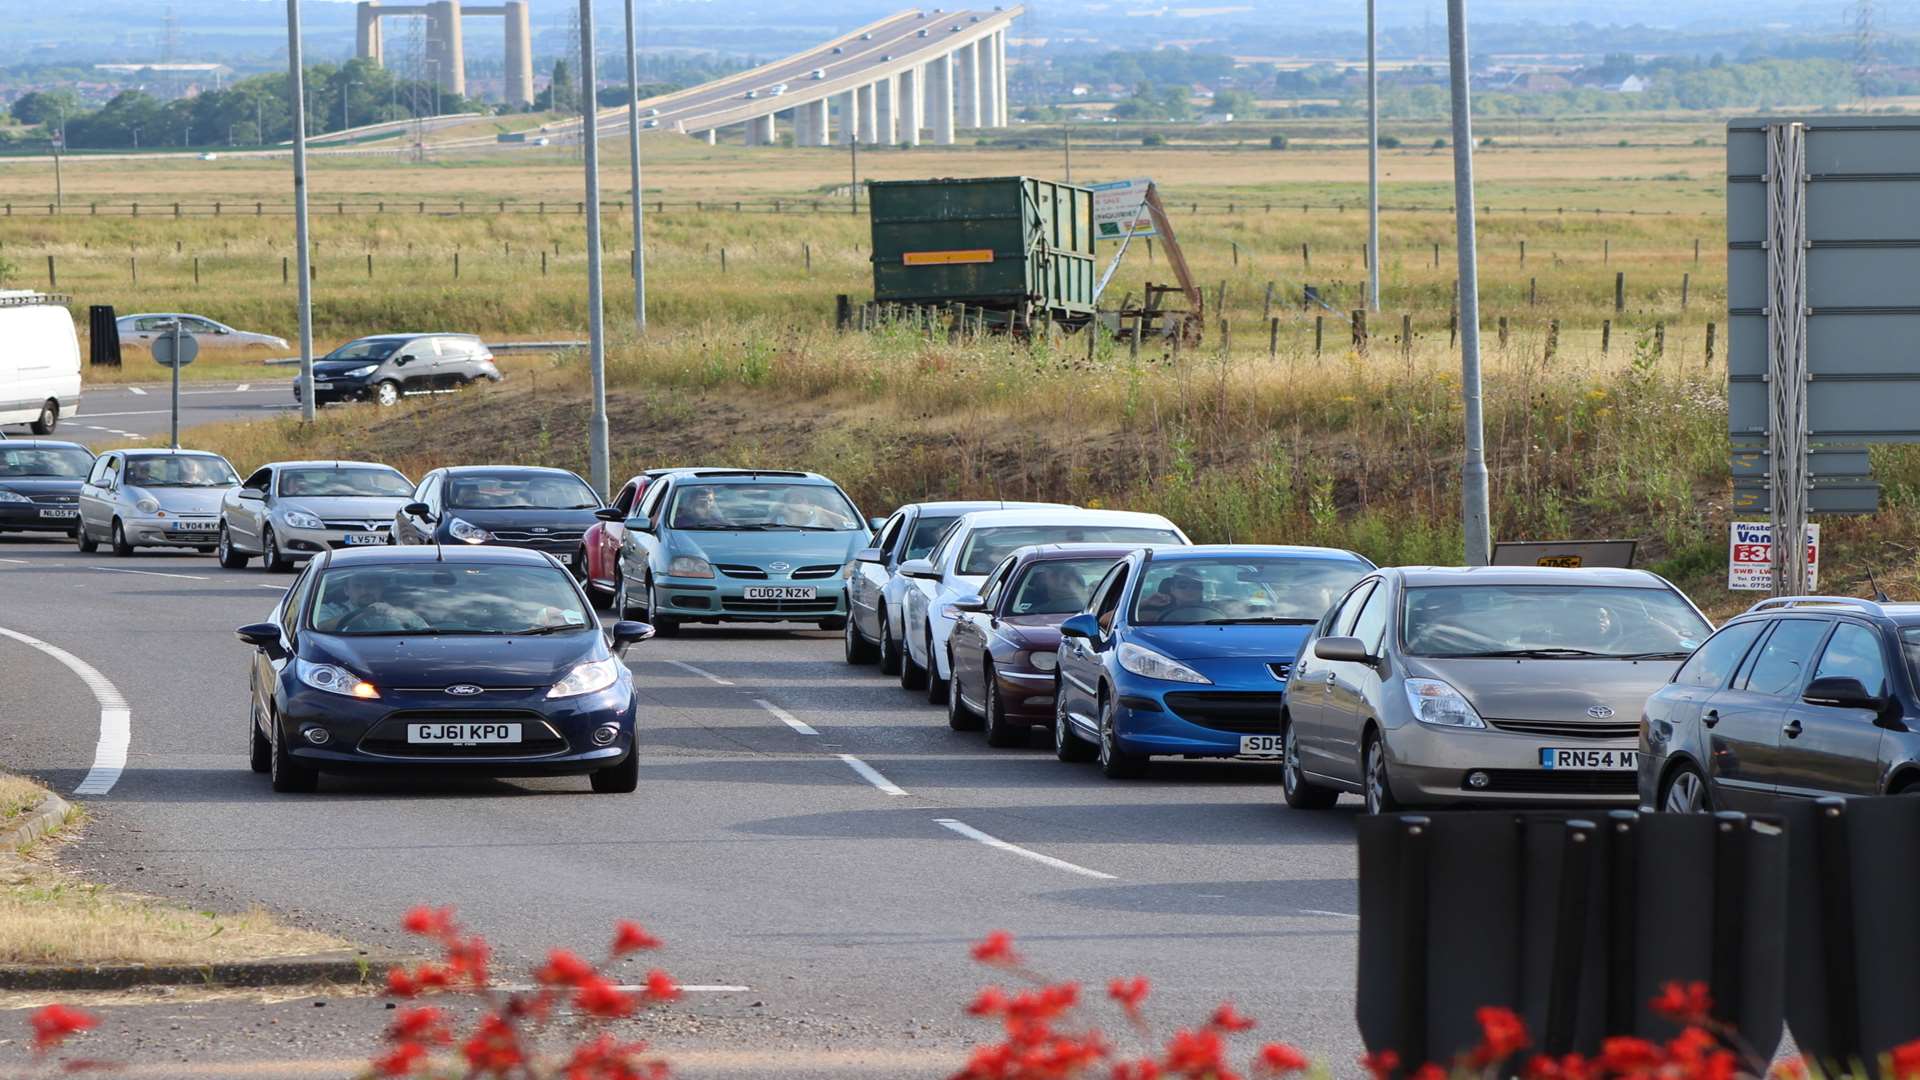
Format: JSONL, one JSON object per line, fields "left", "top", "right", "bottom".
{"left": 440, "top": 465, "right": 584, "bottom": 477}
{"left": 121, "top": 312, "right": 219, "bottom": 321}
{"left": 907, "top": 500, "right": 1073, "bottom": 514}
{"left": 1002, "top": 543, "right": 1145, "bottom": 564}
{"left": 0, "top": 439, "right": 90, "bottom": 451}
{"left": 119, "top": 447, "right": 228, "bottom": 459}
{"left": 1389, "top": 565, "right": 1671, "bottom": 588}
{"left": 343, "top": 332, "right": 480, "bottom": 343}
{"left": 266, "top": 459, "right": 403, "bottom": 471}
{"left": 320, "top": 544, "right": 558, "bottom": 567}
{"left": 659, "top": 469, "right": 836, "bottom": 485}
{"left": 951, "top": 508, "right": 1181, "bottom": 530}
{"left": 1152, "top": 544, "right": 1372, "bottom": 563}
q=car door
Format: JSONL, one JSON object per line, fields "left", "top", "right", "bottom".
{"left": 79, "top": 453, "right": 118, "bottom": 537}
{"left": 1059, "top": 561, "right": 1127, "bottom": 730}
{"left": 1293, "top": 578, "right": 1377, "bottom": 778}
{"left": 392, "top": 338, "right": 433, "bottom": 394}
{"left": 594, "top": 480, "right": 640, "bottom": 586}
{"left": 1326, "top": 578, "right": 1393, "bottom": 781}
{"left": 853, "top": 510, "right": 908, "bottom": 640}
{"left": 1772, "top": 619, "right": 1892, "bottom": 800}
{"left": 259, "top": 562, "right": 317, "bottom": 720}
{"left": 624, "top": 478, "right": 672, "bottom": 585}
{"left": 952, "top": 556, "right": 1014, "bottom": 710}
{"left": 1704, "top": 616, "right": 1832, "bottom": 811}
{"left": 1654, "top": 618, "right": 1769, "bottom": 758}
{"left": 397, "top": 473, "right": 439, "bottom": 544}
{"left": 230, "top": 467, "right": 273, "bottom": 549}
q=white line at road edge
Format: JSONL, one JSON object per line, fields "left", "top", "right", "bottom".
{"left": 0, "top": 626, "right": 131, "bottom": 796}
{"left": 92, "top": 566, "right": 207, "bottom": 581}
{"left": 838, "top": 754, "right": 908, "bottom": 796}
{"left": 1298, "top": 909, "right": 1361, "bottom": 920}
{"left": 753, "top": 699, "right": 818, "bottom": 735}
{"left": 664, "top": 659, "right": 733, "bottom": 686}
{"left": 127, "top": 387, "right": 147, "bottom": 395}
{"left": 933, "top": 818, "right": 1117, "bottom": 880}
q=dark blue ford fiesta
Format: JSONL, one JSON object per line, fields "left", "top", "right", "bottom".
{"left": 236, "top": 544, "right": 653, "bottom": 794}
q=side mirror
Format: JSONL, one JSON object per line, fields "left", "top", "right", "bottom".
{"left": 404, "top": 502, "right": 433, "bottom": 521}
{"left": 868, "top": 516, "right": 888, "bottom": 532}
{"left": 1803, "top": 675, "right": 1884, "bottom": 711}
{"left": 853, "top": 547, "right": 884, "bottom": 565}
{"left": 594, "top": 506, "right": 625, "bottom": 522}
{"left": 395, "top": 354, "right": 414, "bottom": 365}
{"left": 610, "top": 620, "right": 655, "bottom": 655}
{"left": 1059, "top": 613, "right": 1101, "bottom": 640}
{"left": 899, "top": 557, "right": 940, "bottom": 580}
{"left": 623, "top": 515, "right": 653, "bottom": 533}
{"left": 1313, "top": 636, "right": 1374, "bottom": 665}
{"left": 942, "top": 594, "right": 987, "bottom": 619}
{"left": 236, "top": 622, "right": 287, "bottom": 659}
{"left": 239, "top": 488, "right": 265, "bottom": 501}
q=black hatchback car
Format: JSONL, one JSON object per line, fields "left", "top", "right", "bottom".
{"left": 236, "top": 545, "right": 653, "bottom": 793}
{"left": 0, "top": 440, "right": 93, "bottom": 534}
{"left": 292, "top": 333, "right": 501, "bottom": 408}
{"left": 1641, "top": 596, "right": 1920, "bottom": 813}
{"left": 394, "top": 466, "right": 606, "bottom": 574}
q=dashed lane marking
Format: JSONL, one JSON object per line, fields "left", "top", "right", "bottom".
{"left": 91, "top": 566, "right": 208, "bottom": 581}
{"left": 126, "top": 386, "right": 147, "bottom": 395}
{"left": 838, "top": 754, "right": 908, "bottom": 796}
{"left": 0, "top": 625, "right": 132, "bottom": 796}
{"left": 664, "top": 658, "right": 734, "bottom": 685}
{"left": 753, "top": 698, "right": 818, "bottom": 735}
{"left": 933, "top": 818, "right": 1117, "bottom": 880}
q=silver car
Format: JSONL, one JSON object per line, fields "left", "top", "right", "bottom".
{"left": 217, "top": 460, "right": 414, "bottom": 572}
{"left": 76, "top": 449, "right": 239, "bottom": 556}
{"left": 117, "top": 314, "right": 288, "bottom": 353}
{"left": 1281, "top": 566, "right": 1713, "bottom": 814}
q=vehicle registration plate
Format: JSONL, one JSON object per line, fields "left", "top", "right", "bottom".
{"left": 1540, "top": 748, "right": 1638, "bottom": 771}
{"left": 168, "top": 519, "right": 218, "bottom": 532}
{"left": 38, "top": 508, "right": 78, "bottom": 519}
{"left": 1238, "top": 734, "right": 1284, "bottom": 758}
{"left": 343, "top": 532, "right": 387, "bottom": 545}
{"left": 744, "top": 585, "right": 817, "bottom": 600}
{"left": 408, "top": 723, "right": 521, "bottom": 745}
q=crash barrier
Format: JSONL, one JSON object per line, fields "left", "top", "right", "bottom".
{"left": 88, "top": 305, "right": 120, "bottom": 366}
{"left": 1356, "top": 810, "right": 1787, "bottom": 1068}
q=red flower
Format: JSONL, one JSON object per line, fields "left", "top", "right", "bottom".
{"left": 1108, "top": 976, "right": 1151, "bottom": 1018}
{"left": 28, "top": 1005, "right": 97, "bottom": 1054}
{"left": 535, "top": 948, "right": 598, "bottom": 987}
{"left": 1651, "top": 981, "right": 1713, "bottom": 1023}
{"left": 1890, "top": 1040, "right": 1920, "bottom": 1080}
{"left": 1208, "top": 1002, "right": 1256, "bottom": 1033}
{"left": 1473, "top": 1005, "right": 1530, "bottom": 1064}
{"left": 1163, "top": 1028, "right": 1229, "bottom": 1076}
{"left": 1256, "top": 1043, "right": 1311, "bottom": 1075}
{"left": 401, "top": 905, "right": 455, "bottom": 938}
{"left": 1409, "top": 1066, "right": 1446, "bottom": 1080}
{"left": 446, "top": 936, "right": 492, "bottom": 988}
{"left": 1524, "top": 1053, "right": 1594, "bottom": 1080}
{"left": 566, "top": 1033, "right": 663, "bottom": 1080}
{"left": 612, "top": 920, "right": 663, "bottom": 956}
{"left": 1598, "top": 1036, "right": 1663, "bottom": 1074}
{"left": 1112, "top": 1057, "right": 1163, "bottom": 1080}
{"left": 386, "top": 1006, "right": 453, "bottom": 1047}
{"left": 385, "top": 967, "right": 420, "bottom": 998}
{"left": 1360, "top": 1050, "right": 1400, "bottom": 1080}
{"left": 971, "top": 930, "right": 1020, "bottom": 966}
{"left": 371, "top": 1041, "right": 428, "bottom": 1077}
{"left": 574, "top": 975, "right": 638, "bottom": 1018}
{"left": 968, "top": 987, "right": 1010, "bottom": 1017}
{"left": 642, "top": 968, "right": 681, "bottom": 1004}
{"left": 1768, "top": 1056, "right": 1809, "bottom": 1080}
{"left": 462, "top": 1013, "right": 524, "bottom": 1076}
{"left": 412, "top": 963, "right": 453, "bottom": 991}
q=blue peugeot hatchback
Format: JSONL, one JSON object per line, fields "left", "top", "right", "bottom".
{"left": 1052, "top": 545, "right": 1375, "bottom": 778}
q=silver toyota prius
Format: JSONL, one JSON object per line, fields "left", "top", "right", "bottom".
{"left": 1279, "top": 566, "right": 1712, "bottom": 813}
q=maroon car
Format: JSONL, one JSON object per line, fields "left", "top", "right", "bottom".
{"left": 944, "top": 544, "right": 1141, "bottom": 747}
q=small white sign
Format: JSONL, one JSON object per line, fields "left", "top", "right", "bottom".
{"left": 1728, "top": 521, "right": 1820, "bottom": 592}
{"left": 1090, "top": 177, "right": 1156, "bottom": 240}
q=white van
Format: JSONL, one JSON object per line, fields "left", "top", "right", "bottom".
{"left": 0, "top": 293, "right": 82, "bottom": 434}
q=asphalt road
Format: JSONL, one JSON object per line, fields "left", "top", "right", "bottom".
{"left": 0, "top": 533, "right": 1368, "bottom": 1077}
{"left": 8, "top": 382, "right": 298, "bottom": 446}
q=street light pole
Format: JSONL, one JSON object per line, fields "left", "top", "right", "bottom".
{"left": 579, "top": 0, "right": 611, "bottom": 498}
{"left": 1366, "top": 0, "right": 1381, "bottom": 312}
{"left": 1445, "top": 0, "right": 1489, "bottom": 564}
{"left": 286, "top": 0, "right": 316, "bottom": 422}
{"left": 623, "top": 0, "right": 646, "bottom": 333}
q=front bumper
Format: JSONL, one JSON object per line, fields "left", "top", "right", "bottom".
{"left": 1111, "top": 682, "right": 1288, "bottom": 758}
{"left": 993, "top": 666, "right": 1060, "bottom": 721}
{"left": 655, "top": 575, "right": 847, "bottom": 623}
{"left": 126, "top": 516, "right": 221, "bottom": 546}
{"left": 0, "top": 502, "right": 80, "bottom": 532}
{"left": 293, "top": 379, "right": 371, "bottom": 404}
{"left": 1381, "top": 721, "right": 1639, "bottom": 806}
{"left": 279, "top": 680, "right": 636, "bottom": 775}
{"left": 275, "top": 523, "right": 392, "bottom": 559}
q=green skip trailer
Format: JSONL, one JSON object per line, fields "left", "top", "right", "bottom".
{"left": 866, "top": 176, "right": 1097, "bottom": 332}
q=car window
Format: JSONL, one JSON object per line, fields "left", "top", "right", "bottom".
{"left": 1400, "top": 584, "right": 1712, "bottom": 658}
{"left": 123, "top": 455, "right": 237, "bottom": 488}
{"left": 1812, "top": 623, "right": 1890, "bottom": 697}
{"left": 325, "top": 339, "right": 403, "bottom": 362}
{"left": 282, "top": 563, "right": 317, "bottom": 633}
{"left": 1332, "top": 581, "right": 1377, "bottom": 637}
{"left": 611, "top": 482, "right": 639, "bottom": 515}
{"left": 446, "top": 472, "right": 599, "bottom": 510}
{"left": 1673, "top": 621, "right": 1766, "bottom": 689}
{"left": 1740, "top": 619, "right": 1831, "bottom": 698}
{"left": 638, "top": 479, "right": 670, "bottom": 518}
{"left": 279, "top": 467, "right": 414, "bottom": 498}
{"left": 310, "top": 563, "right": 594, "bottom": 636}
{"left": 1095, "top": 563, "right": 1132, "bottom": 631}
{"left": 87, "top": 454, "right": 116, "bottom": 486}
{"left": 183, "top": 317, "right": 221, "bottom": 333}
{"left": 0, "top": 445, "right": 93, "bottom": 478}
{"left": 874, "top": 512, "right": 906, "bottom": 558}
{"left": 1008, "top": 556, "right": 1116, "bottom": 616}
{"left": 667, "top": 483, "right": 859, "bottom": 531}
{"left": 1132, "top": 557, "right": 1369, "bottom": 626}
{"left": 904, "top": 514, "right": 960, "bottom": 561}
{"left": 979, "top": 557, "right": 1017, "bottom": 610}
{"left": 1348, "top": 582, "right": 1391, "bottom": 653}
{"left": 957, "top": 525, "right": 1179, "bottom": 576}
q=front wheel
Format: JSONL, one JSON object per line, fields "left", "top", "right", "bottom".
{"left": 268, "top": 713, "right": 318, "bottom": 794}
{"left": 648, "top": 581, "right": 681, "bottom": 637}
{"left": 110, "top": 519, "right": 133, "bottom": 557}
{"left": 590, "top": 750, "right": 639, "bottom": 793}
{"left": 76, "top": 520, "right": 98, "bottom": 553}
{"left": 375, "top": 380, "right": 401, "bottom": 407}
{"left": 248, "top": 695, "right": 271, "bottom": 774}
{"left": 844, "top": 612, "right": 877, "bottom": 664}
{"left": 1097, "top": 693, "right": 1148, "bottom": 779}
{"left": 898, "top": 619, "right": 928, "bottom": 691}
{"left": 261, "top": 527, "right": 292, "bottom": 573}
{"left": 1363, "top": 733, "right": 1402, "bottom": 815}
{"left": 29, "top": 399, "right": 57, "bottom": 435}
{"left": 877, "top": 610, "right": 903, "bottom": 676}
{"left": 982, "top": 666, "right": 1024, "bottom": 747}
{"left": 946, "top": 653, "right": 981, "bottom": 731}
{"left": 1660, "top": 764, "right": 1711, "bottom": 815}
{"left": 1280, "top": 713, "right": 1338, "bottom": 809}
{"left": 1054, "top": 690, "right": 1097, "bottom": 762}
{"left": 924, "top": 632, "right": 949, "bottom": 705}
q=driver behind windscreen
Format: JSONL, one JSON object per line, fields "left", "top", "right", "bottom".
{"left": 315, "top": 574, "right": 429, "bottom": 634}
{"left": 1139, "top": 572, "right": 1205, "bottom": 621}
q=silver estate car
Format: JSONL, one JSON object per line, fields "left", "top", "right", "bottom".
{"left": 1280, "top": 566, "right": 1712, "bottom": 813}
{"left": 77, "top": 449, "right": 240, "bottom": 556}
{"left": 217, "top": 460, "right": 415, "bottom": 572}
{"left": 117, "top": 313, "right": 288, "bottom": 352}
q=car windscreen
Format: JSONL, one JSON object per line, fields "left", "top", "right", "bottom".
{"left": 1006, "top": 557, "right": 1122, "bottom": 616}
{"left": 446, "top": 473, "right": 600, "bottom": 510}
{"left": 958, "top": 526, "right": 1179, "bottom": 576}
{"left": 1132, "top": 557, "right": 1369, "bottom": 626}
{"left": 323, "top": 339, "right": 404, "bottom": 362}
{"left": 308, "top": 564, "right": 594, "bottom": 636}
{"left": 904, "top": 515, "right": 959, "bottom": 561}
{"left": 123, "top": 456, "right": 237, "bottom": 488}
{"left": 0, "top": 446, "right": 93, "bottom": 478}
{"left": 667, "top": 483, "right": 860, "bottom": 531}
{"left": 1402, "top": 584, "right": 1711, "bottom": 658}
{"left": 279, "top": 467, "right": 414, "bottom": 498}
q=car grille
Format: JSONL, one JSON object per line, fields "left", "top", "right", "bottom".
{"left": 791, "top": 564, "right": 844, "bottom": 580}
{"left": 1474, "top": 769, "right": 1637, "bottom": 795}
{"left": 729, "top": 597, "right": 837, "bottom": 613}
{"left": 323, "top": 520, "right": 389, "bottom": 531}
{"left": 1163, "top": 691, "right": 1285, "bottom": 734}
{"left": 1488, "top": 718, "right": 1640, "bottom": 740}
{"left": 716, "top": 564, "right": 768, "bottom": 579}
{"left": 490, "top": 529, "right": 585, "bottom": 545}
{"left": 28, "top": 493, "right": 78, "bottom": 504}
{"left": 357, "top": 711, "right": 568, "bottom": 758}
{"left": 1267, "top": 661, "right": 1292, "bottom": 682}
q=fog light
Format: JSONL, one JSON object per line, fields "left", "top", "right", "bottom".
{"left": 302, "top": 726, "right": 332, "bottom": 746}
{"left": 1466, "top": 770, "right": 1490, "bottom": 790}
{"left": 591, "top": 724, "right": 620, "bottom": 746}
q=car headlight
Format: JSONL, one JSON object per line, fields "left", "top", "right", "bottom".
{"left": 547, "top": 656, "right": 621, "bottom": 699}
{"left": 446, "top": 517, "right": 490, "bottom": 544}
{"left": 1404, "top": 677, "right": 1486, "bottom": 729}
{"left": 667, "top": 555, "right": 713, "bottom": 579}
{"left": 0, "top": 489, "right": 29, "bottom": 504}
{"left": 281, "top": 509, "right": 324, "bottom": 530}
{"left": 1028, "top": 650, "right": 1058, "bottom": 673}
{"left": 135, "top": 496, "right": 161, "bottom": 514}
{"left": 345, "top": 364, "right": 378, "bottom": 377}
{"left": 1117, "top": 641, "right": 1211, "bottom": 685}
{"left": 295, "top": 659, "right": 380, "bottom": 699}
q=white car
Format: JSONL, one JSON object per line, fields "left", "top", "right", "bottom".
{"left": 746, "top": 89, "right": 759, "bottom": 99}
{"left": 845, "top": 500, "right": 1067, "bottom": 673}
{"left": 768, "top": 84, "right": 788, "bottom": 96}
{"left": 896, "top": 509, "right": 1190, "bottom": 702}
{"left": 811, "top": 68, "right": 827, "bottom": 79}
{"left": 218, "top": 459, "right": 415, "bottom": 573}
{"left": 0, "top": 292, "right": 80, "bottom": 434}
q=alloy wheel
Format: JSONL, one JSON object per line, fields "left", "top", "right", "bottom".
{"left": 1663, "top": 769, "right": 1708, "bottom": 814}
{"left": 1283, "top": 722, "right": 1302, "bottom": 795}
{"left": 1364, "top": 739, "right": 1390, "bottom": 815}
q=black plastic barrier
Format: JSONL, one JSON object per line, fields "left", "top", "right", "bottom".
{"left": 88, "top": 304, "right": 120, "bottom": 366}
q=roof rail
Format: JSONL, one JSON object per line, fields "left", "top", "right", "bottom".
{"left": 1744, "top": 596, "right": 1889, "bottom": 616}
{"left": 0, "top": 292, "right": 72, "bottom": 308}
{"left": 690, "top": 469, "right": 811, "bottom": 478}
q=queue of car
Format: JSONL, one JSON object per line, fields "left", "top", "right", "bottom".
{"left": 13, "top": 433, "right": 1919, "bottom": 813}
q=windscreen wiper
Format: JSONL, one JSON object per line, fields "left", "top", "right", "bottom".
{"left": 1456, "top": 647, "right": 1612, "bottom": 658}
{"left": 1204, "top": 616, "right": 1318, "bottom": 625}
{"left": 1608, "top": 650, "right": 1695, "bottom": 660}
{"left": 513, "top": 624, "right": 588, "bottom": 636}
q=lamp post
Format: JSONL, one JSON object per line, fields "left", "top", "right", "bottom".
{"left": 579, "top": 0, "right": 610, "bottom": 498}
{"left": 286, "top": 0, "right": 316, "bottom": 422}
{"left": 1445, "top": 0, "right": 1488, "bottom": 565}
{"left": 1366, "top": 0, "right": 1380, "bottom": 313}
{"left": 622, "top": 0, "right": 646, "bottom": 333}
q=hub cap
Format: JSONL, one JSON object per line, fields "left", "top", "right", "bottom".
{"left": 1665, "top": 770, "right": 1707, "bottom": 814}
{"left": 1365, "top": 742, "right": 1387, "bottom": 814}
{"left": 1283, "top": 722, "right": 1301, "bottom": 792}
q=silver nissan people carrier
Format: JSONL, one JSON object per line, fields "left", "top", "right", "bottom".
{"left": 1279, "top": 566, "right": 1712, "bottom": 813}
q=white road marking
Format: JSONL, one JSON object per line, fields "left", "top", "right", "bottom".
{"left": 127, "top": 387, "right": 147, "bottom": 396}
{"left": 934, "top": 818, "right": 1117, "bottom": 880}
{"left": 258, "top": 584, "right": 289, "bottom": 590}
{"left": 753, "top": 699, "right": 817, "bottom": 735}
{"left": 838, "top": 754, "right": 908, "bottom": 796}
{"left": 0, "top": 557, "right": 28, "bottom": 564}
{"left": 234, "top": 383, "right": 251, "bottom": 392}
{"left": 92, "top": 566, "right": 208, "bottom": 581}
{"left": 1298, "top": 909, "right": 1361, "bottom": 920}
{"left": 0, "top": 626, "right": 132, "bottom": 796}
{"left": 664, "top": 658, "right": 733, "bottom": 686}
{"left": 68, "top": 409, "right": 169, "bottom": 418}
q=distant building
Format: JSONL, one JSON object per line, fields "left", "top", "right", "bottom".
{"left": 1200, "top": 111, "right": 1234, "bottom": 124}
{"left": 1502, "top": 72, "right": 1572, "bottom": 94}
{"left": 1609, "top": 75, "right": 1648, "bottom": 94}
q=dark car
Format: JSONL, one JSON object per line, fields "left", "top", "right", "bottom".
{"left": 292, "top": 333, "right": 501, "bottom": 408}
{"left": 235, "top": 545, "right": 653, "bottom": 793}
{"left": 1642, "top": 596, "right": 1920, "bottom": 814}
{"left": 944, "top": 544, "right": 1137, "bottom": 746}
{"left": 394, "top": 466, "right": 605, "bottom": 572}
{"left": 0, "top": 440, "right": 93, "bottom": 535}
